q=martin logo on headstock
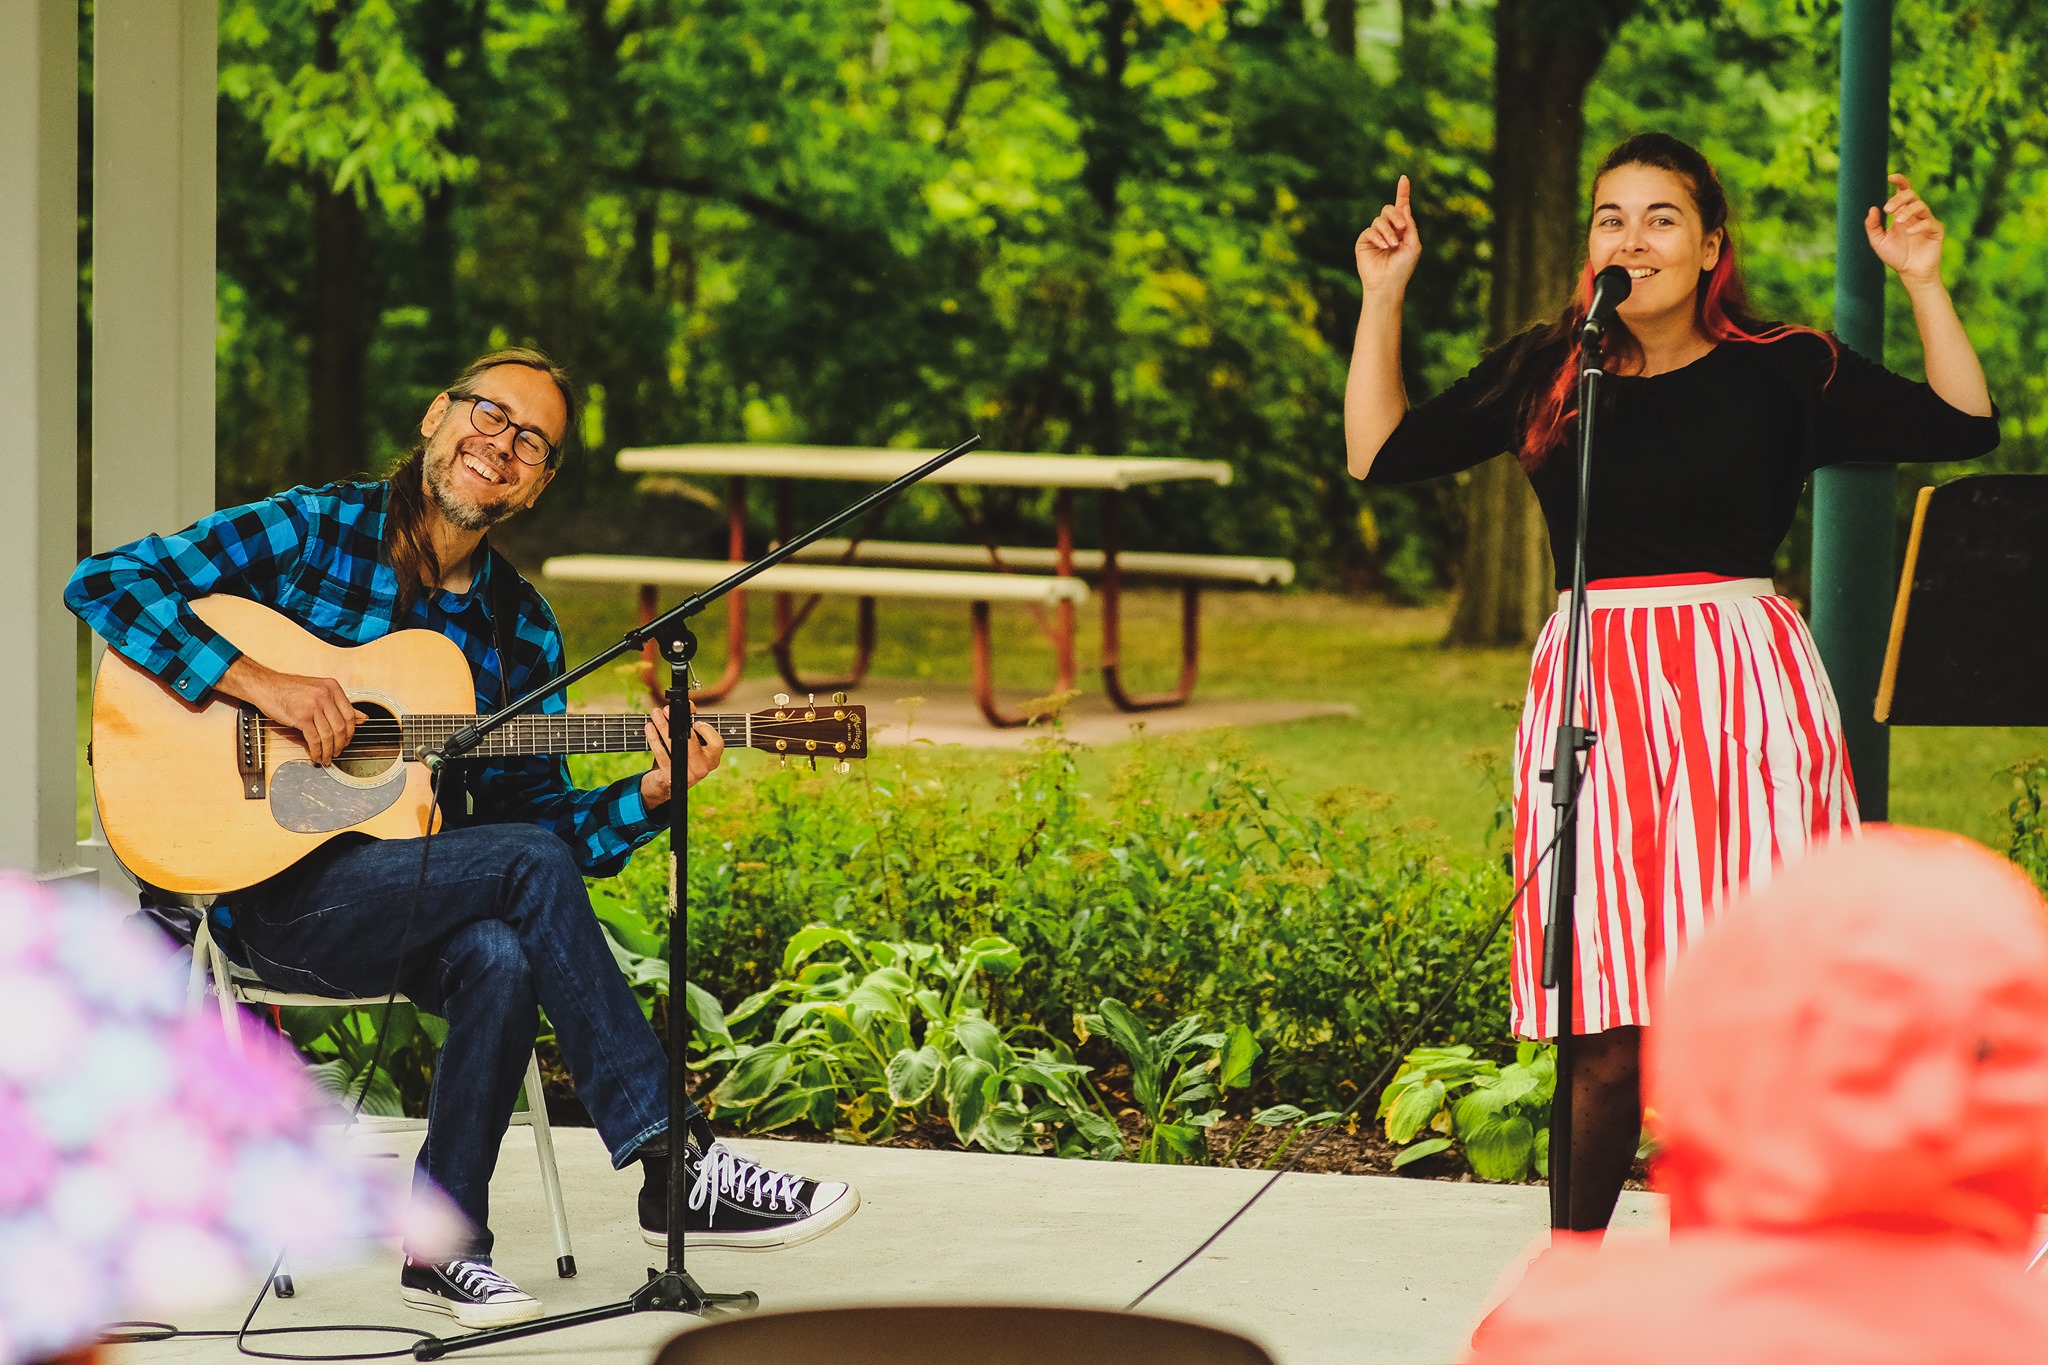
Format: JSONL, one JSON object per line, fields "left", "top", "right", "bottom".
{"left": 760, "top": 691, "right": 864, "bottom": 771}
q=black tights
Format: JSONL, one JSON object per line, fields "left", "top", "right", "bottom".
{"left": 1553, "top": 1024, "right": 1642, "bottom": 1232}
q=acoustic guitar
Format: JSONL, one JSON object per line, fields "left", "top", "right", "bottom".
{"left": 90, "top": 595, "right": 867, "bottom": 898}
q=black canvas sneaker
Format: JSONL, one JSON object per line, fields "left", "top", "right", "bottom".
{"left": 640, "top": 1138, "right": 860, "bottom": 1251}
{"left": 398, "top": 1255, "right": 543, "bottom": 1328}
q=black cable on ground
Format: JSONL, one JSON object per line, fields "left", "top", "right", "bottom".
{"left": 1125, "top": 796, "right": 1578, "bottom": 1312}
{"left": 100, "top": 1250, "right": 430, "bottom": 1361}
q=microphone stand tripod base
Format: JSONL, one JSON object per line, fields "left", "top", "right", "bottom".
{"left": 636, "top": 1266, "right": 759, "bottom": 1315}
{"left": 408, "top": 1268, "right": 757, "bottom": 1361}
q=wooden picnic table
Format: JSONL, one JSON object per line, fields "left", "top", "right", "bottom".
{"left": 612, "top": 443, "right": 1244, "bottom": 725}
{"left": 619, "top": 445, "right": 1234, "bottom": 490}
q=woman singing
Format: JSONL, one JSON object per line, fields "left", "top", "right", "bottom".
{"left": 1344, "top": 133, "right": 1997, "bottom": 1230}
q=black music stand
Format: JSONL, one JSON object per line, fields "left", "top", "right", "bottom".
{"left": 1876, "top": 474, "right": 2048, "bottom": 728}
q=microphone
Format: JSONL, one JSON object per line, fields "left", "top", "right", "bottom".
{"left": 1579, "top": 264, "right": 1633, "bottom": 346}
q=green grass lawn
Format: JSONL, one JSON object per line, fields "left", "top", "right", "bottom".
{"left": 535, "top": 580, "right": 2045, "bottom": 853}
{"left": 78, "top": 584, "right": 2046, "bottom": 854}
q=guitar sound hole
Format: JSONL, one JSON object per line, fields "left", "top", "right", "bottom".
{"left": 334, "top": 701, "right": 401, "bottom": 779}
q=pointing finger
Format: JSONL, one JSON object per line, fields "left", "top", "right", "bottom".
{"left": 1395, "top": 174, "right": 1410, "bottom": 211}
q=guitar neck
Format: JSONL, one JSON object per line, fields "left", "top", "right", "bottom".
{"left": 398, "top": 712, "right": 750, "bottom": 759}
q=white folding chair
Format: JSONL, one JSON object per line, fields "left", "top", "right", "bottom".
{"left": 188, "top": 915, "right": 577, "bottom": 1292}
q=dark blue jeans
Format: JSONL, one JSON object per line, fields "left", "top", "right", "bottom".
{"left": 235, "top": 824, "right": 690, "bottom": 1257}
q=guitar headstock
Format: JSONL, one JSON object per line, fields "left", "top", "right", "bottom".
{"left": 742, "top": 693, "right": 868, "bottom": 768}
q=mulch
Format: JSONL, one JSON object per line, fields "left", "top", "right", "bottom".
{"left": 535, "top": 1044, "right": 1648, "bottom": 1188}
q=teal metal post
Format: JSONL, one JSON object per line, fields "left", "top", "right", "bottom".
{"left": 1813, "top": 0, "right": 1894, "bottom": 820}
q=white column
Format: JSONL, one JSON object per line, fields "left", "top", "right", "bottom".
{"left": 80, "top": 0, "right": 219, "bottom": 893}
{"left": 0, "top": 0, "right": 89, "bottom": 884}
{"left": 92, "top": 0, "right": 218, "bottom": 544}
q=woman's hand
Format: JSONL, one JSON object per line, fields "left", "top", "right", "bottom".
{"left": 1866, "top": 172, "right": 1992, "bottom": 417}
{"left": 1864, "top": 173, "right": 1946, "bottom": 289}
{"left": 1355, "top": 175, "right": 1422, "bottom": 296}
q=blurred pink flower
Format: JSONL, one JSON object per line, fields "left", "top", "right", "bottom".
{"left": 171, "top": 1013, "right": 325, "bottom": 1136}
{"left": 0, "top": 872, "right": 440, "bottom": 1365}
{"left": 0, "top": 1092, "right": 59, "bottom": 1209}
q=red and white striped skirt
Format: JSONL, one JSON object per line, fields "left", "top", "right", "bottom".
{"left": 1510, "top": 575, "right": 1859, "bottom": 1037}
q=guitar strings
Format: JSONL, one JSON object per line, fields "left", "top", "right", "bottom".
{"left": 250, "top": 717, "right": 834, "bottom": 733}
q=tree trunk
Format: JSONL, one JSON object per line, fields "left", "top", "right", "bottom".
{"left": 1446, "top": 0, "right": 1634, "bottom": 647}
{"left": 306, "top": 3, "right": 375, "bottom": 484}
{"left": 1325, "top": 0, "right": 1356, "bottom": 57}
{"left": 415, "top": 0, "right": 480, "bottom": 383}
{"left": 1076, "top": 0, "right": 1133, "bottom": 456}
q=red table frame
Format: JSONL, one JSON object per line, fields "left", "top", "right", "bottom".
{"left": 635, "top": 482, "right": 1201, "bottom": 727}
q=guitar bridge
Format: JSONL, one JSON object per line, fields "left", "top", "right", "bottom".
{"left": 236, "top": 703, "right": 266, "bottom": 800}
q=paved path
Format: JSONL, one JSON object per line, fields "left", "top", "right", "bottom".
{"left": 706, "top": 678, "right": 1356, "bottom": 751}
{"left": 112, "top": 1127, "right": 1663, "bottom": 1365}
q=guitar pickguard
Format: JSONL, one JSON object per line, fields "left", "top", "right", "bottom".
{"left": 270, "top": 761, "right": 407, "bottom": 833}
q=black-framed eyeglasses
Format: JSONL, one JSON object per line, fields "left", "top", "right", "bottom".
{"left": 450, "top": 392, "right": 558, "bottom": 467}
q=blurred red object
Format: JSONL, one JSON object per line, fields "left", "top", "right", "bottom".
{"left": 1468, "top": 827, "right": 2048, "bottom": 1364}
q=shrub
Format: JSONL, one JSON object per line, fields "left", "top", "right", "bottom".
{"left": 690, "top": 923, "right": 1120, "bottom": 1158}
{"left": 584, "top": 730, "right": 1517, "bottom": 1106}
{"left": 2006, "top": 755, "right": 2048, "bottom": 896}
{"left": 1378, "top": 1042, "right": 1555, "bottom": 1181}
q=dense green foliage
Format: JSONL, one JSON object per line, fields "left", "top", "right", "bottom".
{"left": 588, "top": 731, "right": 1514, "bottom": 1108}
{"left": 2007, "top": 755, "right": 2048, "bottom": 897}
{"left": 1378, "top": 1040, "right": 1555, "bottom": 1181}
{"left": 189, "top": 0, "right": 2048, "bottom": 600}
{"left": 690, "top": 923, "right": 1125, "bottom": 1158}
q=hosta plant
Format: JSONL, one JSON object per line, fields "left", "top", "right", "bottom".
{"left": 688, "top": 924, "right": 1122, "bottom": 1158}
{"left": 1378, "top": 1042, "right": 1556, "bottom": 1181}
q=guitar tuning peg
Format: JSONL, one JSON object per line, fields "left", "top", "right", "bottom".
{"left": 807, "top": 693, "right": 817, "bottom": 707}
{"left": 778, "top": 756, "right": 788, "bottom": 770}
{"left": 773, "top": 692, "right": 790, "bottom": 706}
{"left": 832, "top": 691, "right": 847, "bottom": 704}
{"left": 808, "top": 755, "right": 819, "bottom": 771}
{"left": 835, "top": 761, "right": 851, "bottom": 775}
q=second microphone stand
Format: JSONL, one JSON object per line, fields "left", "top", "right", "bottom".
{"left": 1541, "top": 324, "right": 1607, "bottom": 1234}
{"left": 412, "top": 435, "right": 981, "bottom": 1359}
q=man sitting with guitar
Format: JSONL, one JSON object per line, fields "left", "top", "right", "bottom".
{"left": 65, "top": 348, "right": 858, "bottom": 1328}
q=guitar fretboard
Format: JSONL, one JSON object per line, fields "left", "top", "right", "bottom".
{"left": 392, "top": 713, "right": 750, "bottom": 759}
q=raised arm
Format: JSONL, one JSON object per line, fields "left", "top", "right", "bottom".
{"left": 1865, "top": 173, "right": 1992, "bottom": 418}
{"left": 1345, "top": 175, "right": 1422, "bottom": 478}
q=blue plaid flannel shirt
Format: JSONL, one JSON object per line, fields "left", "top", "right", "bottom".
{"left": 65, "top": 479, "right": 666, "bottom": 880}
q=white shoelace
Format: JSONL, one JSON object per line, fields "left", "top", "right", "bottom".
{"left": 442, "top": 1258, "right": 527, "bottom": 1302}
{"left": 689, "top": 1141, "right": 808, "bottom": 1222}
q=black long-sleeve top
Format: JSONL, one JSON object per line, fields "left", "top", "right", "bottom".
{"left": 1365, "top": 330, "right": 2000, "bottom": 589}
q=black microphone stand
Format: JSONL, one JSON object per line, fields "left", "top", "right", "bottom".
{"left": 1541, "top": 321, "right": 1606, "bottom": 1235}
{"left": 410, "top": 435, "right": 981, "bottom": 1359}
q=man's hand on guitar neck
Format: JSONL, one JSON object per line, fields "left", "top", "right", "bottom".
{"left": 642, "top": 704, "right": 723, "bottom": 809}
{"left": 221, "top": 656, "right": 367, "bottom": 766}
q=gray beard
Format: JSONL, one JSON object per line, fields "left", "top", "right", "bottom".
{"left": 425, "top": 455, "right": 517, "bottom": 532}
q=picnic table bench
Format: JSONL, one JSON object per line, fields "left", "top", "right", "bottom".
{"left": 542, "top": 444, "right": 1292, "bottom": 727}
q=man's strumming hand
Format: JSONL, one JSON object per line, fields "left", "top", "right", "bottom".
{"left": 221, "top": 656, "right": 365, "bottom": 766}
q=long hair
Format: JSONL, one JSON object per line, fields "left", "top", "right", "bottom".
{"left": 386, "top": 347, "right": 580, "bottom": 615}
{"left": 1506, "top": 133, "right": 1834, "bottom": 470}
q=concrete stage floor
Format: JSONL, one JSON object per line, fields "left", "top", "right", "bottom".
{"left": 111, "top": 1126, "right": 1665, "bottom": 1365}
